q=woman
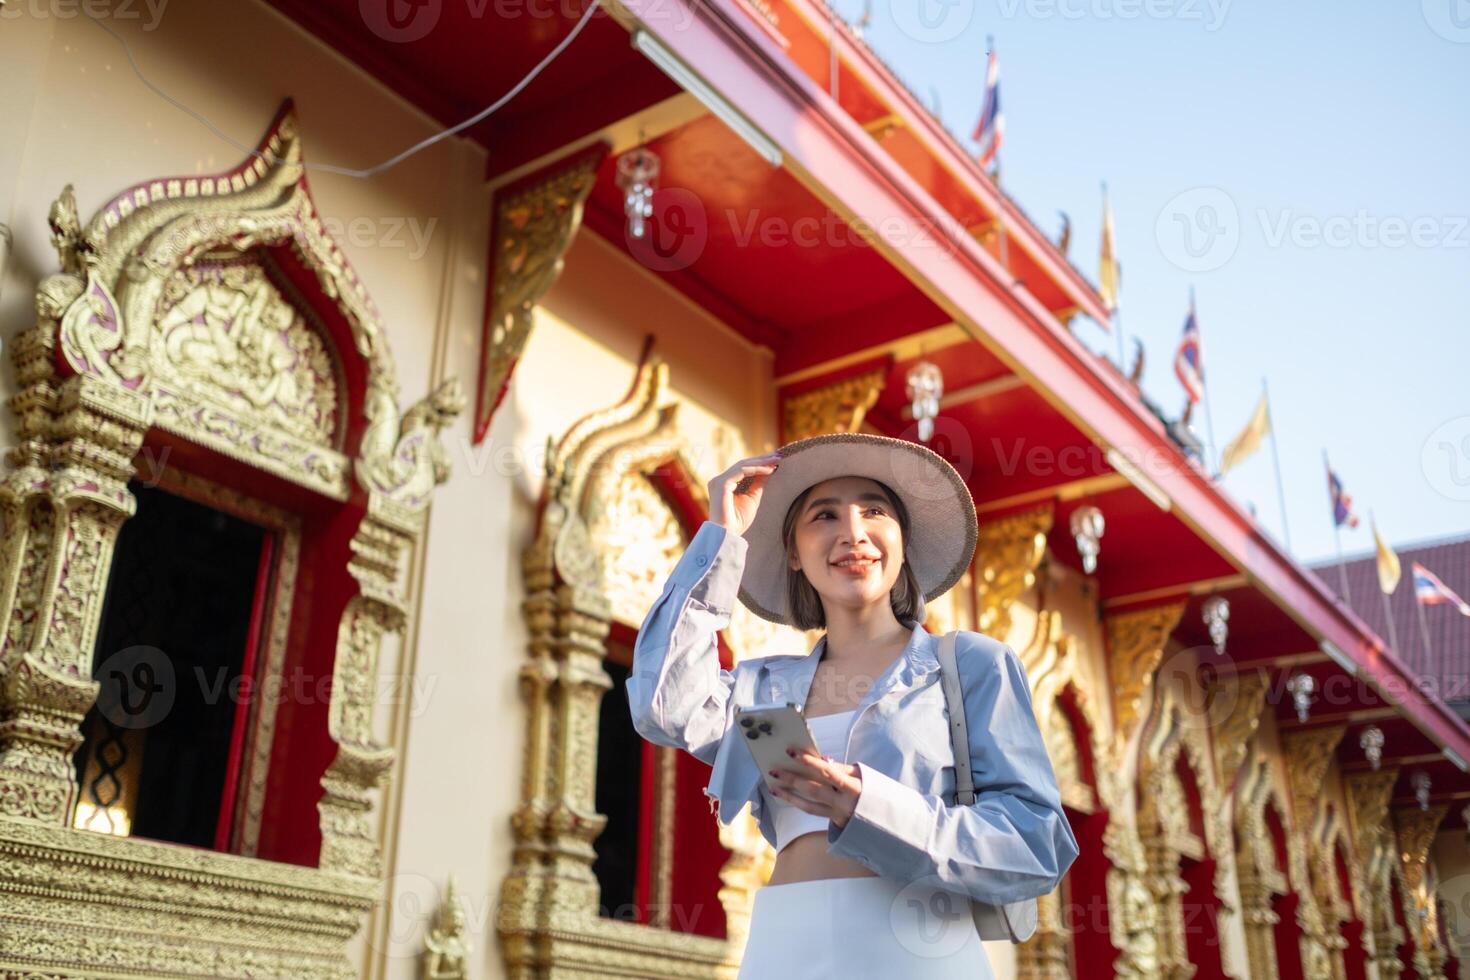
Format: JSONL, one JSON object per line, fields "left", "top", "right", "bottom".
{"left": 627, "top": 433, "right": 1078, "bottom": 977}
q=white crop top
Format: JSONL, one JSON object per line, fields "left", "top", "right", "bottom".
{"left": 766, "top": 708, "right": 857, "bottom": 853}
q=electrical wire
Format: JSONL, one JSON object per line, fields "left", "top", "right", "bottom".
{"left": 82, "top": 0, "right": 604, "bottom": 179}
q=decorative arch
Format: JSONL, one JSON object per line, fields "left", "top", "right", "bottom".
{"left": 499, "top": 348, "right": 764, "bottom": 978}
{"left": 0, "top": 102, "right": 461, "bottom": 977}
{"left": 1394, "top": 803, "right": 1452, "bottom": 979}
{"left": 1323, "top": 811, "right": 1371, "bottom": 980}
{"left": 1137, "top": 684, "right": 1230, "bottom": 980}
{"left": 1235, "top": 752, "right": 1295, "bottom": 978}
{"left": 1282, "top": 726, "right": 1349, "bottom": 979}
{"left": 1013, "top": 609, "right": 1111, "bottom": 979}
{"left": 1346, "top": 768, "right": 1406, "bottom": 980}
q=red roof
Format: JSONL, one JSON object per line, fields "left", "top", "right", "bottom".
{"left": 1311, "top": 533, "right": 1470, "bottom": 703}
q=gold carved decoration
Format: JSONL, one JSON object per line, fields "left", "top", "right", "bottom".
{"left": 1235, "top": 755, "right": 1290, "bottom": 980}
{"left": 1394, "top": 804, "right": 1451, "bottom": 979}
{"left": 780, "top": 366, "right": 885, "bottom": 442}
{"left": 1346, "top": 769, "right": 1404, "bottom": 980}
{"left": 1105, "top": 818, "right": 1160, "bottom": 979}
{"left": 1281, "top": 727, "right": 1348, "bottom": 978}
{"left": 973, "top": 502, "right": 1052, "bottom": 644}
{"left": 1283, "top": 726, "right": 1346, "bottom": 835}
{"left": 1105, "top": 602, "right": 1186, "bottom": 756}
{"left": 1018, "top": 608, "right": 1107, "bottom": 814}
{"left": 422, "top": 877, "right": 470, "bottom": 979}
{"left": 156, "top": 258, "right": 340, "bottom": 446}
{"left": 1015, "top": 608, "right": 1105, "bottom": 979}
{"left": 1135, "top": 686, "right": 1229, "bottom": 979}
{"left": 499, "top": 350, "right": 751, "bottom": 978}
{"left": 0, "top": 102, "right": 460, "bottom": 978}
{"left": 474, "top": 144, "right": 605, "bottom": 444}
{"left": 1208, "top": 668, "right": 1268, "bottom": 793}
{"left": 596, "top": 471, "right": 685, "bottom": 628}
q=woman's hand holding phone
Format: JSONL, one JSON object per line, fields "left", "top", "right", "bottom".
{"left": 769, "top": 750, "right": 864, "bottom": 829}
{"left": 707, "top": 453, "right": 781, "bottom": 535}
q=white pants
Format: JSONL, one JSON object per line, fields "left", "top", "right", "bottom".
{"left": 737, "top": 876, "right": 996, "bottom": 978}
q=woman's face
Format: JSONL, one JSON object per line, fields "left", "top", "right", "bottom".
{"left": 788, "top": 476, "right": 905, "bottom": 616}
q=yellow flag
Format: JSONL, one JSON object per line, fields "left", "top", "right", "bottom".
{"left": 1099, "top": 188, "right": 1119, "bottom": 313}
{"left": 1218, "top": 392, "right": 1271, "bottom": 476}
{"left": 1374, "top": 519, "right": 1401, "bottom": 595}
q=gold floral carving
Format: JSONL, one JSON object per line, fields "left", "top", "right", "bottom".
{"left": 1283, "top": 726, "right": 1346, "bottom": 834}
{"left": 1281, "top": 727, "right": 1348, "bottom": 977}
{"left": 1136, "top": 687, "right": 1228, "bottom": 979}
{"left": 475, "top": 145, "right": 605, "bottom": 443}
{"left": 1208, "top": 668, "right": 1268, "bottom": 793}
{"left": 780, "top": 367, "right": 886, "bottom": 442}
{"left": 598, "top": 473, "right": 686, "bottom": 627}
{"left": 500, "top": 350, "right": 751, "bottom": 977}
{"left": 1346, "top": 769, "right": 1403, "bottom": 979}
{"left": 1015, "top": 609, "right": 1106, "bottom": 978}
{"left": 973, "top": 502, "right": 1052, "bottom": 644}
{"left": 0, "top": 102, "right": 460, "bottom": 976}
{"left": 1104, "top": 819, "right": 1160, "bottom": 980}
{"left": 1018, "top": 609, "right": 1107, "bottom": 813}
{"left": 156, "top": 258, "right": 340, "bottom": 446}
{"left": 1394, "top": 804, "right": 1451, "bottom": 979}
{"left": 45, "top": 102, "right": 403, "bottom": 502}
{"left": 1234, "top": 756, "right": 1289, "bottom": 979}
{"left": 1106, "top": 602, "right": 1186, "bottom": 755}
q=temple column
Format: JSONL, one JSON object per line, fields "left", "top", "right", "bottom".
{"left": 1347, "top": 771, "right": 1405, "bottom": 980}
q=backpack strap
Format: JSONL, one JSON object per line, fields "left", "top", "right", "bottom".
{"left": 935, "top": 631, "right": 976, "bottom": 807}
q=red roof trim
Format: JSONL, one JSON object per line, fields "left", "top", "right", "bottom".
{"left": 622, "top": 0, "right": 1470, "bottom": 762}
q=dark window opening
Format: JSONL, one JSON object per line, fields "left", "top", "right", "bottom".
{"left": 593, "top": 658, "right": 643, "bottom": 921}
{"left": 72, "top": 481, "right": 267, "bottom": 850}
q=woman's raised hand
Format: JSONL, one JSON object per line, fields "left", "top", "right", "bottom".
{"left": 708, "top": 453, "right": 781, "bottom": 536}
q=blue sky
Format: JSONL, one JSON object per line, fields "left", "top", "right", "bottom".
{"left": 828, "top": 0, "right": 1470, "bottom": 565}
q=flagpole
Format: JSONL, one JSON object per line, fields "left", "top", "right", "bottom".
{"left": 1104, "top": 181, "right": 1126, "bottom": 370}
{"left": 988, "top": 36, "right": 1011, "bottom": 282}
{"left": 1194, "top": 287, "right": 1220, "bottom": 475}
{"left": 1372, "top": 510, "right": 1403, "bottom": 653}
{"left": 1324, "top": 449, "right": 1354, "bottom": 607}
{"left": 1262, "top": 377, "right": 1293, "bottom": 554}
{"left": 1415, "top": 590, "right": 1436, "bottom": 661}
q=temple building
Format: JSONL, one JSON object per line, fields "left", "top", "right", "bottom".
{"left": 0, "top": 1, "right": 1465, "bottom": 977}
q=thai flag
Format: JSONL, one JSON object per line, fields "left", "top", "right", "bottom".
{"left": 1412, "top": 562, "right": 1470, "bottom": 616}
{"left": 1326, "top": 464, "right": 1359, "bottom": 529}
{"left": 1174, "top": 297, "right": 1203, "bottom": 405}
{"left": 971, "top": 46, "right": 1003, "bottom": 172}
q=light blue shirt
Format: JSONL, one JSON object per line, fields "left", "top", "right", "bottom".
{"left": 626, "top": 520, "right": 1079, "bottom": 906}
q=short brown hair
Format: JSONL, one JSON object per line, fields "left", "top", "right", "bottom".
{"left": 780, "top": 479, "right": 925, "bottom": 631}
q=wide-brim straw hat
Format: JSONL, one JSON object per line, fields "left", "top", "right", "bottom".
{"left": 737, "top": 433, "right": 978, "bottom": 626}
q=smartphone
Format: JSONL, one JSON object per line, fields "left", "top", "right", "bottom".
{"left": 734, "top": 702, "right": 817, "bottom": 790}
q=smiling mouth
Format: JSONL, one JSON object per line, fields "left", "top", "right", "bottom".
{"left": 832, "top": 557, "right": 880, "bottom": 570}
